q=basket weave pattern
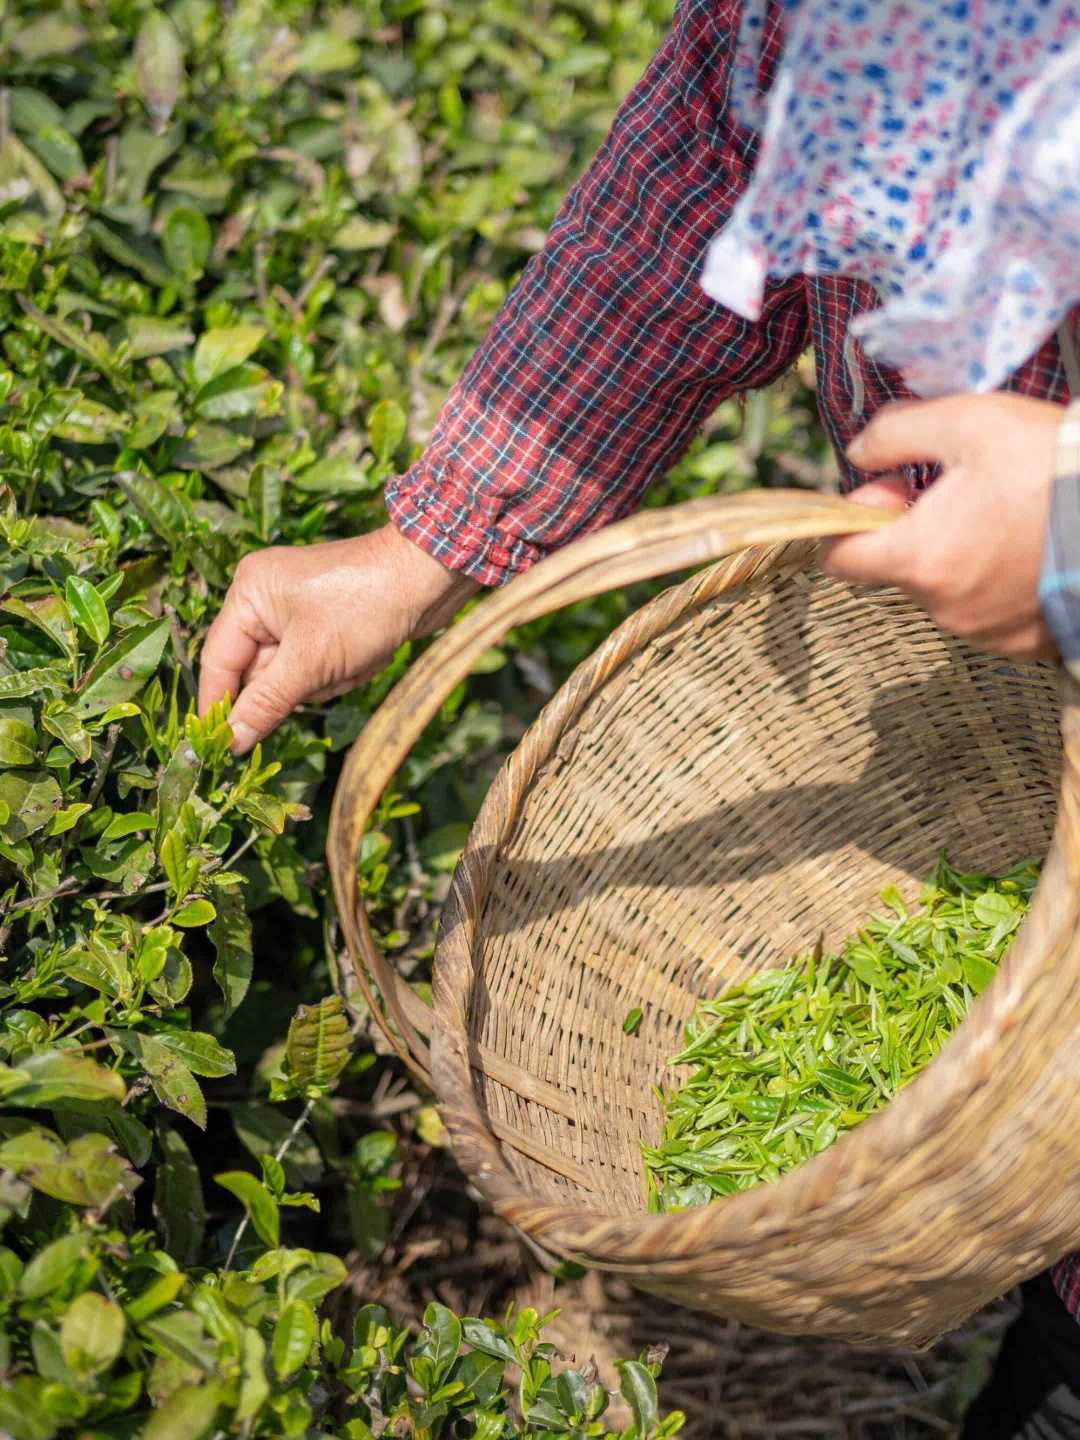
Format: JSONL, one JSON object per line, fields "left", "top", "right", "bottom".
{"left": 329, "top": 494, "right": 1080, "bottom": 1346}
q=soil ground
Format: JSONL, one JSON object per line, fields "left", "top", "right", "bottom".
{"left": 345, "top": 1138, "right": 1013, "bottom": 1440}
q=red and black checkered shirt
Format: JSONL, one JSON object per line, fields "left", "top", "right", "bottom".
{"left": 386, "top": 0, "right": 1078, "bottom": 586}
{"left": 387, "top": 0, "right": 1080, "bottom": 1313}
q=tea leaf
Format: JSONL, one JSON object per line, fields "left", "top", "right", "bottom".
{"left": 122, "top": 316, "right": 195, "bottom": 359}
{"left": 3, "top": 1131, "right": 138, "bottom": 1206}
{"left": 113, "top": 1031, "right": 206, "bottom": 1128}
{"left": 210, "top": 887, "right": 253, "bottom": 1018}
{"left": 71, "top": 619, "right": 169, "bottom": 719}
{"left": 367, "top": 397, "right": 406, "bottom": 464}
{"left": 141, "top": 1378, "right": 223, "bottom": 1440}
{"left": 134, "top": 9, "right": 185, "bottom": 132}
{"left": 285, "top": 996, "right": 351, "bottom": 1087}
{"left": 617, "top": 1360, "right": 660, "bottom": 1439}
{"left": 646, "top": 859, "right": 1037, "bottom": 1204}
{"left": 172, "top": 896, "right": 216, "bottom": 927}
{"left": 153, "top": 1125, "right": 205, "bottom": 1267}
{"left": 192, "top": 325, "right": 266, "bottom": 387}
{"left": 8, "top": 1048, "right": 125, "bottom": 1107}
{"left": 272, "top": 1298, "right": 317, "bottom": 1377}
{"left": 152, "top": 1029, "right": 235, "bottom": 1079}
{"left": 65, "top": 575, "right": 110, "bottom": 647}
{"left": 162, "top": 207, "right": 211, "bottom": 279}
{"left": 59, "top": 1291, "right": 126, "bottom": 1374}
{"left": 215, "top": 1170, "right": 279, "bottom": 1247}
{"left": 0, "top": 717, "right": 38, "bottom": 766}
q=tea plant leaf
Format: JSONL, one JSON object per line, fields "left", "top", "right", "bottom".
{"left": 113, "top": 1031, "right": 206, "bottom": 1128}
{"left": 122, "top": 1270, "right": 186, "bottom": 1325}
{"left": 172, "top": 897, "right": 216, "bottom": 927}
{"left": 2, "top": 1131, "right": 138, "bottom": 1207}
{"left": 138, "top": 1308, "right": 215, "bottom": 1371}
{"left": 281, "top": 1252, "right": 347, "bottom": 1303}
{"left": 156, "top": 742, "right": 201, "bottom": 839}
{"left": 71, "top": 619, "right": 169, "bottom": 719}
{"left": 617, "top": 1360, "right": 659, "bottom": 1439}
{"left": 115, "top": 470, "right": 190, "bottom": 545}
{"left": 215, "top": 1170, "right": 279, "bottom": 1247}
{"left": 192, "top": 325, "right": 266, "bottom": 387}
{"left": 236, "top": 1325, "right": 271, "bottom": 1421}
{"left": 461, "top": 1319, "right": 518, "bottom": 1366}
{"left": 151, "top": 1029, "right": 235, "bottom": 1078}
{"left": 194, "top": 363, "right": 281, "bottom": 421}
{"left": 210, "top": 887, "right": 254, "bottom": 1018}
{"left": 8, "top": 1048, "right": 126, "bottom": 1107}
{"left": 0, "top": 592, "right": 76, "bottom": 664}
{"left": 41, "top": 707, "right": 92, "bottom": 762}
{"left": 64, "top": 575, "right": 110, "bottom": 647}
{"left": 141, "top": 1377, "right": 223, "bottom": 1440}
{"left": 367, "top": 397, "right": 406, "bottom": 464}
{"left": 16, "top": 293, "right": 118, "bottom": 379}
{"left": 59, "top": 1292, "right": 126, "bottom": 1374}
{"left": 0, "top": 717, "right": 38, "bottom": 766}
{"left": 162, "top": 207, "right": 211, "bottom": 279}
{"left": 134, "top": 9, "right": 185, "bottom": 133}
{"left": 423, "top": 1301, "right": 462, "bottom": 1383}
{"left": 18, "top": 1232, "right": 95, "bottom": 1301}
{"left": 153, "top": 1125, "right": 205, "bottom": 1267}
{"left": 121, "top": 316, "right": 195, "bottom": 359}
{"left": 285, "top": 996, "right": 351, "bottom": 1087}
{"left": 272, "top": 1298, "right": 317, "bottom": 1377}
{"left": 0, "top": 769, "right": 61, "bottom": 841}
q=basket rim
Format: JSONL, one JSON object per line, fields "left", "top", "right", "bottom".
{"left": 429, "top": 541, "right": 1080, "bottom": 1269}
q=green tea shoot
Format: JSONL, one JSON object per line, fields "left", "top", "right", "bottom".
{"left": 644, "top": 855, "right": 1040, "bottom": 1211}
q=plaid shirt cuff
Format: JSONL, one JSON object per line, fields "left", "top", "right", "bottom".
{"left": 1039, "top": 401, "right": 1080, "bottom": 677}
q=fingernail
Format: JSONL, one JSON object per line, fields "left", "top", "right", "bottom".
{"left": 230, "top": 721, "right": 258, "bottom": 755}
{"left": 846, "top": 435, "right": 866, "bottom": 464}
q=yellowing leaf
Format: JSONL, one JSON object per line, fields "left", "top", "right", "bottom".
{"left": 192, "top": 325, "right": 266, "bottom": 387}
{"left": 172, "top": 897, "right": 216, "bottom": 928}
{"left": 7, "top": 1048, "right": 126, "bottom": 1107}
{"left": 285, "top": 996, "right": 351, "bottom": 1087}
{"left": 0, "top": 718, "right": 38, "bottom": 767}
{"left": 60, "top": 1292, "right": 126, "bottom": 1374}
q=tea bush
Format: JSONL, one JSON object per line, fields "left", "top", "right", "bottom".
{"left": 0, "top": 0, "right": 827, "bottom": 1433}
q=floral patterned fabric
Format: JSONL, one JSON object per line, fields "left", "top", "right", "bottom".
{"left": 701, "top": 0, "right": 1080, "bottom": 397}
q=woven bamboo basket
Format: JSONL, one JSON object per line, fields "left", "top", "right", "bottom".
{"left": 327, "top": 490, "right": 1080, "bottom": 1347}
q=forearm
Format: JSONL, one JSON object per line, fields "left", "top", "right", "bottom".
{"left": 387, "top": 0, "right": 805, "bottom": 586}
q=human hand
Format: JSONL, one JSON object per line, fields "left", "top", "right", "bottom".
{"left": 198, "top": 524, "right": 478, "bottom": 753}
{"left": 818, "top": 392, "right": 1066, "bottom": 662}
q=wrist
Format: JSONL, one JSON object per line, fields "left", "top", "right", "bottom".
{"left": 382, "top": 522, "right": 480, "bottom": 638}
{"left": 1038, "top": 400, "right": 1080, "bottom": 673}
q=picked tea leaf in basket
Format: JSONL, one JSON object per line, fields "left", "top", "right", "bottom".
{"left": 644, "top": 855, "right": 1040, "bottom": 1210}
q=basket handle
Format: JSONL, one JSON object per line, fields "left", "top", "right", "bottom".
{"left": 327, "top": 489, "right": 895, "bottom": 1082}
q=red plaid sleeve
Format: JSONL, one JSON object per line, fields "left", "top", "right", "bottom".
{"left": 385, "top": 0, "right": 808, "bottom": 586}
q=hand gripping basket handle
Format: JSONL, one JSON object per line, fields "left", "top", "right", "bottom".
{"left": 327, "top": 489, "right": 895, "bottom": 1083}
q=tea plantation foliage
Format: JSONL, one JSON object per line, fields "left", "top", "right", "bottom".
{"left": 0, "top": 1, "right": 830, "bottom": 1434}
